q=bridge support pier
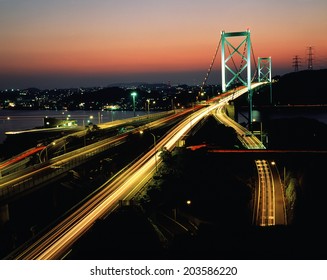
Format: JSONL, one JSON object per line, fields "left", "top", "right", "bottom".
{"left": 248, "top": 89, "right": 253, "bottom": 131}
{"left": 226, "top": 103, "right": 237, "bottom": 121}
{"left": 258, "top": 57, "right": 272, "bottom": 104}
{"left": 0, "top": 204, "right": 10, "bottom": 225}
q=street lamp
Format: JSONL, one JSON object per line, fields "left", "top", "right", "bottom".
{"left": 140, "top": 130, "right": 157, "bottom": 172}
{"left": 131, "top": 92, "right": 137, "bottom": 117}
{"left": 146, "top": 99, "right": 150, "bottom": 115}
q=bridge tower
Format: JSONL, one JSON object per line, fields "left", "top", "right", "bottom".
{"left": 258, "top": 57, "right": 272, "bottom": 104}
{"left": 221, "top": 30, "right": 253, "bottom": 126}
{"left": 258, "top": 57, "right": 271, "bottom": 83}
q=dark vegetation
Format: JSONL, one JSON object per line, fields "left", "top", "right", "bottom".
{"left": 186, "top": 116, "right": 241, "bottom": 149}
{"left": 68, "top": 206, "right": 165, "bottom": 260}
{"left": 267, "top": 117, "right": 327, "bottom": 150}
{"left": 272, "top": 69, "right": 327, "bottom": 105}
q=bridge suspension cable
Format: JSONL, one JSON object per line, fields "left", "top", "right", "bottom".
{"left": 200, "top": 36, "right": 222, "bottom": 93}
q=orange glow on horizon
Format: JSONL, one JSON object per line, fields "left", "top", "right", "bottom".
{"left": 1, "top": 0, "right": 326, "bottom": 88}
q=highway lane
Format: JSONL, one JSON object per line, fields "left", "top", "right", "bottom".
{"left": 213, "top": 86, "right": 286, "bottom": 227}
{"left": 214, "top": 105, "right": 265, "bottom": 149}
{"left": 255, "top": 160, "right": 275, "bottom": 226}
{"left": 0, "top": 134, "right": 129, "bottom": 200}
{"left": 10, "top": 84, "right": 267, "bottom": 259}
{"left": 269, "top": 162, "right": 287, "bottom": 225}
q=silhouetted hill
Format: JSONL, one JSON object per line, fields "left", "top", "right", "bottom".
{"left": 273, "top": 69, "right": 327, "bottom": 104}
{"left": 267, "top": 117, "right": 327, "bottom": 149}
{"left": 107, "top": 82, "right": 169, "bottom": 89}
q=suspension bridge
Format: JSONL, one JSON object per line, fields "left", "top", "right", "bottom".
{"left": 2, "top": 29, "right": 286, "bottom": 259}
{"left": 199, "top": 29, "right": 286, "bottom": 228}
{"left": 200, "top": 29, "right": 272, "bottom": 129}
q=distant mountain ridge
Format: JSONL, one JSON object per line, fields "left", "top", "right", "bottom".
{"left": 107, "top": 82, "right": 170, "bottom": 88}
{"left": 273, "top": 69, "right": 327, "bottom": 104}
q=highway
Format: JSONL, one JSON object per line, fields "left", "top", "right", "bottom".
{"left": 254, "top": 160, "right": 286, "bottom": 226}
{"left": 214, "top": 105, "right": 266, "bottom": 149}
{"left": 0, "top": 111, "right": 173, "bottom": 174}
{"left": 9, "top": 83, "right": 271, "bottom": 259}
{"left": 213, "top": 93, "right": 286, "bottom": 227}
{"left": 11, "top": 100, "right": 215, "bottom": 259}
{"left": 255, "top": 160, "right": 275, "bottom": 226}
{"left": 0, "top": 109, "right": 195, "bottom": 203}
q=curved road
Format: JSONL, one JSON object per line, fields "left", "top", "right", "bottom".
{"left": 213, "top": 100, "right": 286, "bottom": 227}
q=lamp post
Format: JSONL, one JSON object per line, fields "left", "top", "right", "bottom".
{"left": 131, "top": 92, "right": 137, "bottom": 117}
{"left": 146, "top": 99, "right": 150, "bottom": 115}
{"left": 139, "top": 130, "right": 158, "bottom": 172}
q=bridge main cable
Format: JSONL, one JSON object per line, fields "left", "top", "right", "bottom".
{"left": 200, "top": 36, "right": 222, "bottom": 93}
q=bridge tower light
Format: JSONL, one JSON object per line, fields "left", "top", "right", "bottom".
{"left": 221, "top": 29, "right": 251, "bottom": 92}
{"left": 221, "top": 29, "right": 252, "bottom": 127}
{"left": 258, "top": 57, "right": 272, "bottom": 83}
{"left": 258, "top": 57, "right": 272, "bottom": 104}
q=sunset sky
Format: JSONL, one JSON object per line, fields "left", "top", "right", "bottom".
{"left": 1, "top": 0, "right": 326, "bottom": 89}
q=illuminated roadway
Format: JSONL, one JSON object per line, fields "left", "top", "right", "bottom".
{"left": 213, "top": 93, "right": 286, "bottom": 227}
{"left": 0, "top": 109, "right": 193, "bottom": 202}
{"left": 255, "top": 160, "right": 275, "bottom": 226}
{"left": 11, "top": 82, "right": 273, "bottom": 259}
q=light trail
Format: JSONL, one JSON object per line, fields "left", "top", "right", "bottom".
{"left": 212, "top": 85, "right": 286, "bottom": 227}
{"left": 12, "top": 83, "right": 265, "bottom": 259}
{"left": 255, "top": 160, "right": 275, "bottom": 226}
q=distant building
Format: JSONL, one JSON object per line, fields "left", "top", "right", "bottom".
{"left": 43, "top": 117, "right": 77, "bottom": 128}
